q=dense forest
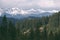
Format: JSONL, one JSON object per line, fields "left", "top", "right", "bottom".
{"left": 0, "top": 11, "right": 60, "bottom": 40}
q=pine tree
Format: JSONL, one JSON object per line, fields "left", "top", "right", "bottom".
{"left": 1, "top": 15, "right": 8, "bottom": 40}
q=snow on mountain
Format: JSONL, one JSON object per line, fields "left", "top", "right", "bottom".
{"left": 37, "top": 9, "right": 58, "bottom": 13}
{"left": 5, "top": 8, "right": 59, "bottom": 15}
{"left": 27, "top": 8, "right": 37, "bottom": 12}
{"left": 37, "top": 9, "right": 46, "bottom": 13}
{"left": 6, "top": 8, "right": 20, "bottom": 15}
{"left": 6, "top": 8, "right": 29, "bottom": 16}
{"left": 20, "top": 10, "right": 28, "bottom": 15}
{"left": 47, "top": 10, "right": 58, "bottom": 13}
{"left": 0, "top": 8, "right": 59, "bottom": 19}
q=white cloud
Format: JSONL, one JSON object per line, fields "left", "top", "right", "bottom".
{"left": 0, "top": 0, "right": 60, "bottom": 10}
{"left": 0, "top": 8, "right": 3, "bottom": 16}
{"left": 37, "top": 0, "right": 55, "bottom": 8}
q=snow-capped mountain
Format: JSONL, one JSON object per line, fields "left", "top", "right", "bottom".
{"left": 0, "top": 8, "right": 59, "bottom": 19}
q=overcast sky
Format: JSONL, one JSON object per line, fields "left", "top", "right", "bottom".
{"left": 0, "top": 0, "right": 60, "bottom": 10}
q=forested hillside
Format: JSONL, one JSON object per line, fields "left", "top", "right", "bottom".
{"left": 0, "top": 11, "right": 60, "bottom": 40}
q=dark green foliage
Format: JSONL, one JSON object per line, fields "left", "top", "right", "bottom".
{"left": 29, "top": 27, "right": 34, "bottom": 40}
{"left": 1, "top": 15, "right": 8, "bottom": 40}
{"left": 0, "top": 11, "right": 60, "bottom": 40}
{"left": 48, "top": 31, "right": 54, "bottom": 40}
{"left": 0, "top": 15, "right": 17, "bottom": 40}
{"left": 8, "top": 21, "right": 16, "bottom": 40}
{"left": 43, "top": 26, "right": 47, "bottom": 40}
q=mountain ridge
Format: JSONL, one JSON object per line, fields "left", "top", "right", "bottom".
{"left": 0, "top": 8, "right": 59, "bottom": 19}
